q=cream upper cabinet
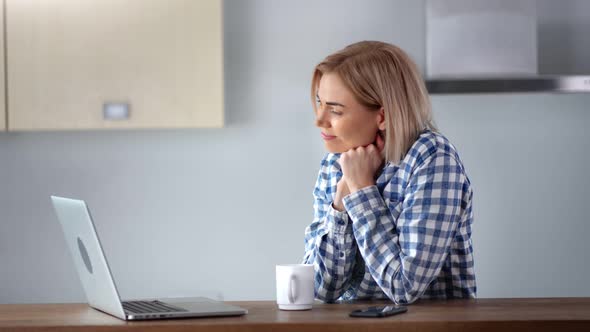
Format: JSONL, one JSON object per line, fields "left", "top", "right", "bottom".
{"left": 0, "top": 2, "right": 5, "bottom": 131}
{"left": 6, "top": 0, "right": 223, "bottom": 130}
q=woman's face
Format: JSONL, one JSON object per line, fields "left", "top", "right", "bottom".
{"left": 315, "top": 72, "right": 384, "bottom": 153}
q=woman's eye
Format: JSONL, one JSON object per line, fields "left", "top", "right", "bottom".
{"left": 330, "top": 109, "right": 342, "bottom": 115}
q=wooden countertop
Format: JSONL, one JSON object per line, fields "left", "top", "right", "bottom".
{"left": 1, "top": 298, "right": 589, "bottom": 332}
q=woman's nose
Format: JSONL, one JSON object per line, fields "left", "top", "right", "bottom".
{"left": 315, "top": 109, "right": 329, "bottom": 128}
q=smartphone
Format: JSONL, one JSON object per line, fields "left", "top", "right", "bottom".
{"left": 349, "top": 305, "right": 408, "bottom": 318}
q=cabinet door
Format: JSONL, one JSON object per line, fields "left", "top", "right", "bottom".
{"left": 7, "top": 0, "right": 223, "bottom": 130}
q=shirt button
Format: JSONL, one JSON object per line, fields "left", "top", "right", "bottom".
{"left": 339, "top": 252, "right": 345, "bottom": 258}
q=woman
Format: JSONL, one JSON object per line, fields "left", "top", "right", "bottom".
{"left": 303, "top": 41, "right": 476, "bottom": 304}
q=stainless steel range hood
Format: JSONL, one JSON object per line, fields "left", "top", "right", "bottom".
{"left": 425, "top": 0, "right": 590, "bottom": 94}
{"left": 426, "top": 75, "right": 590, "bottom": 94}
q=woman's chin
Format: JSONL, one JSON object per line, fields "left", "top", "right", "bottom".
{"left": 324, "top": 142, "right": 350, "bottom": 154}
{"left": 324, "top": 145, "right": 342, "bottom": 153}
{"left": 325, "top": 141, "right": 372, "bottom": 153}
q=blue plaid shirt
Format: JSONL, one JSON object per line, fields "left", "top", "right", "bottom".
{"left": 303, "top": 130, "right": 476, "bottom": 304}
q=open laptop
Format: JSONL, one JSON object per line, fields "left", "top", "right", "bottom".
{"left": 50, "top": 195, "right": 247, "bottom": 320}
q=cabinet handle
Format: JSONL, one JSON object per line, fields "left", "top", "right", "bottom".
{"left": 103, "top": 102, "right": 130, "bottom": 120}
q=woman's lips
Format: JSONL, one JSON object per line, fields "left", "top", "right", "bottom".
{"left": 321, "top": 132, "right": 337, "bottom": 140}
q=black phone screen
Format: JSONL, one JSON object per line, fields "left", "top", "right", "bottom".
{"left": 349, "top": 305, "right": 408, "bottom": 318}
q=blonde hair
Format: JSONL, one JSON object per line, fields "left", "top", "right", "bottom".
{"left": 311, "top": 41, "right": 436, "bottom": 164}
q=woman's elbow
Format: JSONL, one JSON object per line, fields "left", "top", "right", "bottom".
{"left": 387, "top": 281, "right": 425, "bottom": 305}
{"left": 314, "top": 292, "right": 340, "bottom": 303}
{"left": 313, "top": 284, "right": 345, "bottom": 303}
{"left": 392, "top": 292, "right": 421, "bottom": 305}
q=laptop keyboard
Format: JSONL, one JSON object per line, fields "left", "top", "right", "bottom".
{"left": 122, "top": 300, "right": 188, "bottom": 314}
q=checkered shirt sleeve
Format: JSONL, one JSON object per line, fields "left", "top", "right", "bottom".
{"left": 302, "top": 154, "right": 358, "bottom": 301}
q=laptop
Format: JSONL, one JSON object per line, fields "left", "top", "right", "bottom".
{"left": 50, "top": 195, "right": 247, "bottom": 320}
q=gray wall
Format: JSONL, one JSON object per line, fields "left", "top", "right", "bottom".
{"left": 1, "top": 0, "right": 589, "bottom": 303}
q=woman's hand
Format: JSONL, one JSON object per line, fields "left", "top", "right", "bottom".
{"left": 340, "top": 133, "right": 385, "bottom": 193}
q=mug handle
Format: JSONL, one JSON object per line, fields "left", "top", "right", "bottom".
{"left": 288, "top": 275, "right": 298, "bottom": 304}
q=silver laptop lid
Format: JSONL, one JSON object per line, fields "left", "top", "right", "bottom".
{"left": 51, "top": 196, "right": 126, "bottom": 320}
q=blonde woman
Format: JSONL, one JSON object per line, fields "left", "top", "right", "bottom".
{"left": 303, "top": 41, "right": 476, "bottom": 304}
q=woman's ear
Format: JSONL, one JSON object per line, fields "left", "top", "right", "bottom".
{"left": 377, "top": 108, "right": 386, "bottom": 131}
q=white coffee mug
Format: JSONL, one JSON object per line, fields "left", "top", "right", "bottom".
{"left": 275, "top": 264, "right": 314, "bottom": 310}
